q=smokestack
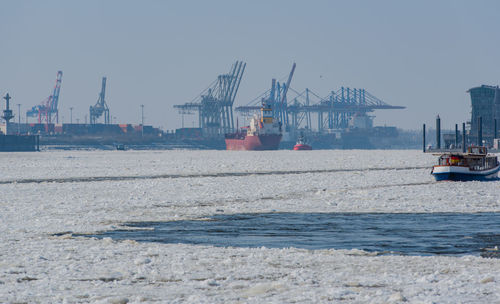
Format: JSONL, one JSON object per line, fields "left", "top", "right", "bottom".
{"left": 455, "top": 124, "right": 459, "bottom": 149}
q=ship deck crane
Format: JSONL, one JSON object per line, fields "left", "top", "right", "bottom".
{"left": 89, "top": 77, "right": 110, "bottom": 124}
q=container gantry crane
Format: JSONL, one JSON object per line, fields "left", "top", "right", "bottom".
{"left": 89, "top": 77, "right": 110, "bottom": 124}
{"left": 235, "top": 63, "right": 296, "bottom": 129}
{"left": 26, "top": 71, "right": 63, "bottom": 124}
{"left": 236, "top": 84, "right": 405, "bottom": 134}
{"left": 174, "top": 61, "right": 246, "bottom": 136}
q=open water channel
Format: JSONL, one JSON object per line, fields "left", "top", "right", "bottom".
{"left": 85, "top": 212, "right": 500, "bottom": 257}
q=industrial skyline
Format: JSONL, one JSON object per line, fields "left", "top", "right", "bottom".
{"left": 1, "top": 0, "right": 499, "bottom": 131}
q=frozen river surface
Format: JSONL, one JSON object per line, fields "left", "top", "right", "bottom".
{"left": 1, "top": 149, "right": 499, "bottom": 303}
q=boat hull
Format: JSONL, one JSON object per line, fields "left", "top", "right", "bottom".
{"left": 431, "top": 165, "right": 500, "bottom": 181}
{"left": 293, "top": 144, "right": 312, "bottom": 150}
{"left": 225, "top": 134, "right": 282, "bottom": 150}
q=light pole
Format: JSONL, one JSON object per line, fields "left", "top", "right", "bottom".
{"left": 17, "top": 103, "right": 21, "bottom": 134}
{"left": 140, "top": 104, "right": 144, "bottom": 137}
{"left": 70, "top": 107, "right": 73, "bottom": 124}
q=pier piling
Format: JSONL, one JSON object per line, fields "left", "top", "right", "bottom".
{"left": 423, "top": 123, "right": 426, "bottom": 152}
{"left": 478, "top": 116, "right": 482, "bottom": 146}
{"left": 436, "top": 115, "right": 441, "bottom": 150}
{"left": 462, "top": 123, "right": 466, "bottom": 153}
{"left": 495, "top": 119, "right": 497, "bottom": 139}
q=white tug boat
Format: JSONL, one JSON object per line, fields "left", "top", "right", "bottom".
{"left": 431, "top": 146, "right": 500, "bottom": 181}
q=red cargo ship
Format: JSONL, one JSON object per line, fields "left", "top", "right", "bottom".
{"left": 225, "top": 101, "right": 282, "bottom": 150}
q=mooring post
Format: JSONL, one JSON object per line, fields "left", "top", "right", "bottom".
{"left": 478, "top": 116, "right": 482, "bottom": 146}
{"left": 436, "top": 115, "right": 441, "bottom": 150}
{"left": 495, "top": 119, "right": 497, "bottom": 139}
{"left": 423, "top": 123, "right": 426, "bottom": 152}
{"left": 462, "top": 122, "right": 466, "bottom": 153}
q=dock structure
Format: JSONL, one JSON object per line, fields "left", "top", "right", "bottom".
{"left": 0, "top": 134, "right": 39, "bottom": 152}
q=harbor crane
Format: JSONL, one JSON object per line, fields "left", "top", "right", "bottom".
{"left": 174, "top": 61, "right": 246, "bottom": 136}
{"left": 286, "top": 87, "right": 405, "bottom": 132}
{"left": 276, "top": 62, "right": 296, "bottom": 126}
{"left": 89, "top": 77, "right": 110, "bottom": 124}
{"left": 235, "top": 63, "right": 296, "bottom": 128}
{"left": 236, "top": 81, "right": 404, "bottom": 135}
{"left": 26, "top": 71, "right": 63, "bottom": 124}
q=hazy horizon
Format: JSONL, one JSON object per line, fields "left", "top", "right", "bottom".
{"left": 1, "top": 0, "right": 499, "bottom": 131}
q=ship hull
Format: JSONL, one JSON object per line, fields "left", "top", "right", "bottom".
{"left": 293, "top": 144, "right": 312, "bottom": 150}
{"left": 225, "top": 134, "right": 282, "bottom": 150}
{"left": 431, "top": 165, "right": 500, "bottom": 181}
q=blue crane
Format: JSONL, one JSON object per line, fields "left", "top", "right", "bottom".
{"left": 89, "top": 77, "right": 110, "bottom": 124}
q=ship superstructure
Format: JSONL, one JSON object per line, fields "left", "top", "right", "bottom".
{"left": 225, "top": 100, "right": 282, "bottom": 150}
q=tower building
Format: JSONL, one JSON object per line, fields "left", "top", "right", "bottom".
{"left": 468, "top": 85, "right": 500, "bottom": 144}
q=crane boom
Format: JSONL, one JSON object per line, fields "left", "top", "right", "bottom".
{"left": 99, "top": 77, "right": 106, "bottom": 102}
{"left": 280, "top": 63, "right": 296, "bottom": 105}
{"left": 51, "top": 71, "right": 63, "bottom": 113}
{"left": 231, "top": 62, "right": 246, "bottom": 104}
{"left": 227, "top": 61, "right": 244, "bottom": 104}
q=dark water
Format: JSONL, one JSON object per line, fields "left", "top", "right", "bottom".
{"left": 84, "top": 213, "right": 500, "bottom": 257}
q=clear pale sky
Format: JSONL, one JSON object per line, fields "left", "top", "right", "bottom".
{"left": 1, "top": 0, "right": 499, "bottom": 131}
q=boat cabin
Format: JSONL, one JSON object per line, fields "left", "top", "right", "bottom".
{"left": 437, "top": 146, "right": 498, "bottom": 171}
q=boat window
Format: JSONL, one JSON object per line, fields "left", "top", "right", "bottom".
{"left": 439, "top": 156, "right": 451, "bottom": 166}
{"left": 467, "top": 146, "right": 487, "bottom": 154}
